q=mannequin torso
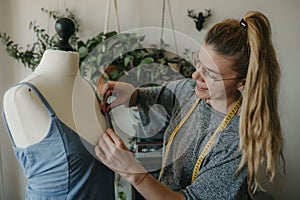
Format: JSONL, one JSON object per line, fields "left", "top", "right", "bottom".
{"left": 3, "top": 49, "right": 107, "bottom": 148}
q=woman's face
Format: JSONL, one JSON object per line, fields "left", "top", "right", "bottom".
{"left": 192, "top": 43, "right": 244, "bottom": 107}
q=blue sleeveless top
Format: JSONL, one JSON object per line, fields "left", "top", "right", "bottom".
{"left": 2, "top": 82, "right": 115, "bottom": 200}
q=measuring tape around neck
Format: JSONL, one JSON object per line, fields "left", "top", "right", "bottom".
{"left": 158, "top": 96, "right": 243, "bottom": 183}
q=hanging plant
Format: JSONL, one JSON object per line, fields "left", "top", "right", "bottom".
{"left": 0, "top": 7, "right": 195, "bottom": 85}
{"left": 0, "top": 8, "right": 80, "bottom": 71}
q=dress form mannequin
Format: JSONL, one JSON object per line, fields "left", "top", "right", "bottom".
{"left": 2, "top": 18, "right": 114, "bottom": 199}
{"left": 3, "top": 18, "right": 107, "bottom": 147}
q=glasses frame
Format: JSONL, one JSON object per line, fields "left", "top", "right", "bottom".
{"left": 192, "top": 51, "right": 244, "bottom": 82}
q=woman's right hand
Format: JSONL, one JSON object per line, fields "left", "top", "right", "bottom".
{"left": 98, "top": 81, "right": 138, "bottom": 113}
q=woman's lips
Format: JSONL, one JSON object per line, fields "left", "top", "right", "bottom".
{"left": 196, "top": 83, "right": 208, "bottom": 91}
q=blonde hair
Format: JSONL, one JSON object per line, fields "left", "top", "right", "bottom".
{"left": 204, "top": 11, "right": 285, "bottom": 196}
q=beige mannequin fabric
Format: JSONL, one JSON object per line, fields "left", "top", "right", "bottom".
{"left": 3, "top": 49, "right": 107, "bottom": 148}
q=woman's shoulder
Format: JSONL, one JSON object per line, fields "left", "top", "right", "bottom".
{"left": 212, "top": 126, "right": 240, "bottom": 156}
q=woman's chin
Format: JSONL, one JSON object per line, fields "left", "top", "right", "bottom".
{"left": 195, "top": 88, "right": 210, "bottom": 99}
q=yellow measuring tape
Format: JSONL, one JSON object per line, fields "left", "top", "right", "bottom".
{"left": 158, "top": 96, "right": 243, "bottom": 184}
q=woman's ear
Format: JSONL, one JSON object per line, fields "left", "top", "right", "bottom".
{"left": 237, "top": 78, "right": 246, "bottom": 91}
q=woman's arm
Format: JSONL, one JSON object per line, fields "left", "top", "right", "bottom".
{"left": 128, "top": 172, "right": 184, "bottom": 200}
{"left": 95, "top": 128, "right": 184, "bottom": 200}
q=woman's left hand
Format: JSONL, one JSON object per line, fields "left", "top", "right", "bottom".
{"left": 95, "top": 128, "right": 146, "bottom": 178}
{"left": 96, "top": 129, "right": 184, "bottom": 200}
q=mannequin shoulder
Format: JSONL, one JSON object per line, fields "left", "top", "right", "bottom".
{"left": 3, "top": 83, "right": 51, "bottom": 148}
{"left": 3, "top": 84, "right": 33, "bottom": 107}
{"left": 3, "top": 83, "right": 46, "bottom": 109}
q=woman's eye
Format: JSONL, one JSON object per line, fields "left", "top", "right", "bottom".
{"left": 207, "top": 71, "right": 217, "bottom": 80}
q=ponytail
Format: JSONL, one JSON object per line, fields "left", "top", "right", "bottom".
{"left": 204, "top": 10, "right": 285, "bottom": 196}
{"left": 238, "top": 11, "right": 285, "bottom": 195}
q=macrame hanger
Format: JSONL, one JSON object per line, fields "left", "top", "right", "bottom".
{"left": 103, "top": 0, "right": 121, "bottom": 52}
{"left": 160, "top": 0, "right": 179, "bottom": 56}
{"left": 62, "top": 0, "right": 67, "bottom": 11}
{"left": 103, "top": 0, "right": 121, "bottom": 35}
{"left": 160, "top": 0, "right": 166, "bottom": 48}
{"left": 103, "top": 0, "right": 111, "bottom": 35}
{"left": 46, "top": 0, "right": 53, "bottom": 33}
{"left": 56, "top": 0, "right": 67, "bottom": 11}
{"left": 114, "top": 0, "right": 121, "bottom": 33}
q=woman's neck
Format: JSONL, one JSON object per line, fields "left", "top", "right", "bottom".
{"left": 206, "top": 93, "right": 242, "bottom": 114}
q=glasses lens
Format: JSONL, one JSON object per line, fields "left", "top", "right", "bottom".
{"left": 202, "top": 66, "right": 207, "bottom": 76}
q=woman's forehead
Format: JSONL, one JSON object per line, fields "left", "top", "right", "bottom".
{"left": 199, "top": 43, "right": 237, "bottom": 74}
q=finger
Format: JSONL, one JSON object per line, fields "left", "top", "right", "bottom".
{"left": 105, "top": 104, "right": 112, "bottom": 113}
{"left": 102, "top": 132, "right": 117, "bottom": 152}
{"left": 105, "top": 90, "right": 113, "bottom": 112}
{"left": 98, "top": 136, "right": 111, "bottom": 155}
{"left": 104, "top": 89, "right": 112, "bottom": 102}
{"left": 100, "top": 90, "right": 112, "bottom": 113}
{"left": 96, "top": 76, "right": 105, "bottom": 91}
{"left": 100, "top": 101, "right": 107, "bottom": 114}
{"left": 99, "top": 81, "right": 108, "bottom": 95}
{"left": 106, "top": 128, "right": 127, "bottom": 149}
{"left": 109, "top": 99, "right": 122, "bottom": 110}
{"left": 95, "top": 145, "right": 106, "bottom": 160}
{"left": 95, "top": 145, "right": 114, "bottom": 170}
{"left": 101, "top": 81, "right": 115, "bottom": 97}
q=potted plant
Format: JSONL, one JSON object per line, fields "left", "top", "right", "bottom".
{"left": 80, "top": 37, "right": 195, "bottom": 88}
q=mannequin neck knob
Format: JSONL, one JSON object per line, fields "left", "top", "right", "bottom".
{"left": 53, "top": 17, "right": 76, "bottom": 51}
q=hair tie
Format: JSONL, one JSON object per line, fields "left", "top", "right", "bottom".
{"left": 240, "top": 18, "right": 247, "bottom": 28}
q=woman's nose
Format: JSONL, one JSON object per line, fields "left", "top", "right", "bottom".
{"left": 192, "top": 70, "right": 205, "bottom": 82}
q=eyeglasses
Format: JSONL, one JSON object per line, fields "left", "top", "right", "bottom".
{"left": 192, "top": 51, "right": 244, "bottom": 82}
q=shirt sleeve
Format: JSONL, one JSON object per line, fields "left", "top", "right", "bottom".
{"left": 136, "top": 79, "right": 195, "bottom": 129}
{"left": 137, "top": 79, "right": 194, "bottom": 141}
{"left": 180, "top": 132, "right": 248, "bottom": 200}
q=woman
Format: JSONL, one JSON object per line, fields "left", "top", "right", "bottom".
{"left": 95, "top": 10, "right": 285, "bottom": 199}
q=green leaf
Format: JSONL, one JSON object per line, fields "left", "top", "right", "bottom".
{"left": 109, "top": 69, "right": 120, "bottom": 80}
{"left": 139, "top": 57, "right": 154, "bottom": 66}
{"left": 118, "top": 191, "right": 126, "bottom": 200}
{"left": 78, "top": 46, "right": 88, "bottom": 58}
{"left": 91, "top": 70, "right": 101, "bottom": 83}
{"left": 105, "top": 31, "right": 118, "bottom": 39}
{"left": 139, "top": 35, "right": 146, "bottom": 41}
{"left": 136, "top": 66, "right": 142, "bottom": 81}
{"left": 96, "top": 54, "right": 104, "bottom": 65}
{"left": 124, "top": 55, "right": 133, "bottom": 67}
{"left": 114, "top": 46, "right": 125, "bottom": 58}
{"left": 117, "top": 33, "right": 130, "bottom": 42}
{"left": 89, "top": 66, "right": 97, "bottom": 76}
{"left": 7, "top": 41, "right": 13, "bottom": 46}
{"left": 106, "top": 39, "right": 119, "bottom": 51}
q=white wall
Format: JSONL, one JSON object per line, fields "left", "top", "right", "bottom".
{"left": 0, "top": 0, "right": 299, "bottom": 199}
{"left": 0, "top": 0, "right": 29, "bottom": 199}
